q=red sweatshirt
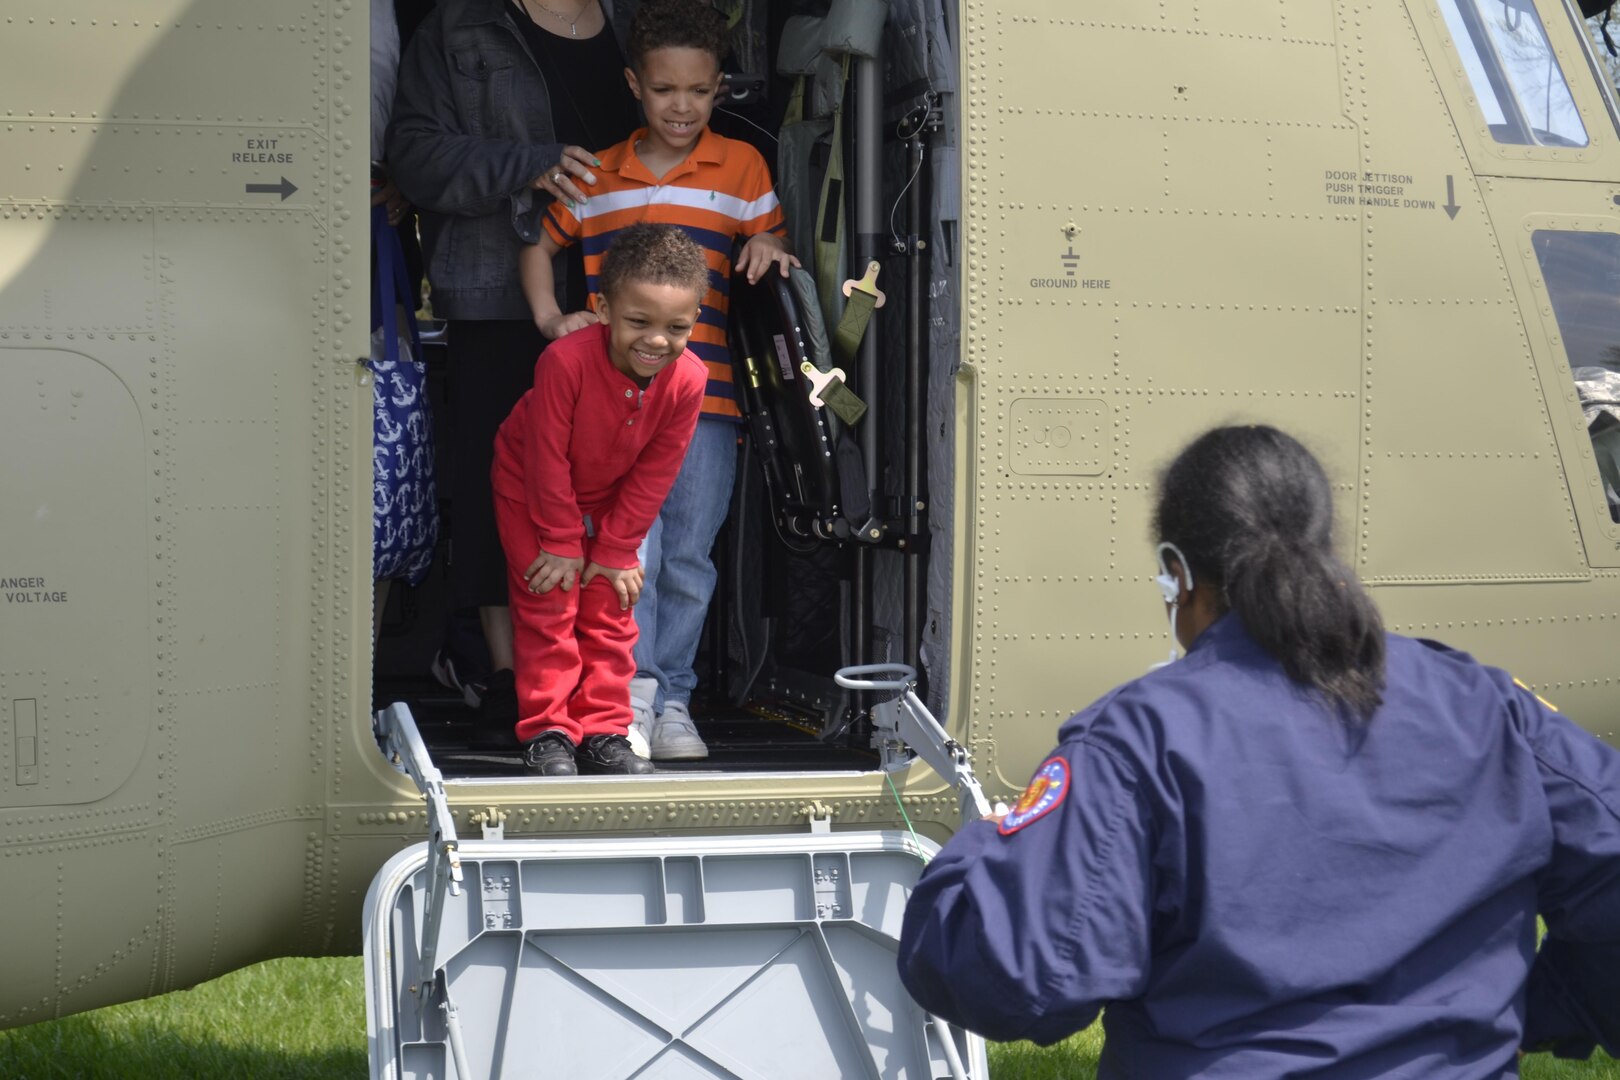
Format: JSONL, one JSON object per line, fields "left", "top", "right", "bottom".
{"left": 492, "top": 324, "right": 706, "bottom": 568}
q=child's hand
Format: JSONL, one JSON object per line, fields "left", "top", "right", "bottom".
{"left": 737, "top": 233, "right": 801, "bottom": 284}
{"left": 581, "top": 561, "right": 645, "bottom": 610}
{"left": 538, "top": 309, "right": 600, "bottom": 341}
{"left": 524, "top": 549, "right": 586, "bottom": 594}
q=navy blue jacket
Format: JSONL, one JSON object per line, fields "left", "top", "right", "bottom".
{"left": 898, "top": 616, "right": 1620, "bottom": 1078}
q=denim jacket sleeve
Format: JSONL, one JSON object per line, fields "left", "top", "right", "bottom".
{"left": 384, "top": 8, "right": 564, "bottom": 223}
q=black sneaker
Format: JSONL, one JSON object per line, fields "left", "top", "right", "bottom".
{"left": 523, "top": 731, "right": 578, "bottom": 776}
{"left": 478, "top": 669, "right": 518, "bottom": 729}
{"left": 576, "top": 734, "right": 657, "bottom": 775}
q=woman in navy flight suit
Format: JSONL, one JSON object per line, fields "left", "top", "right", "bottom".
{"left": 898, "top": 425, "right": 1619, "bottom": 1078}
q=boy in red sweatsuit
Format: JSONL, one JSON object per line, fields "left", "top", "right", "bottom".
{"left": 491, "top": 223, "right": 709, "bottom": 775}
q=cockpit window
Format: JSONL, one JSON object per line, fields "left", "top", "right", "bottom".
{"left": 1439, "top": 0, "right": 1590, "bottom": 147}
{"left": 1532, "top": 230, "right": 1620, "bottom": 521}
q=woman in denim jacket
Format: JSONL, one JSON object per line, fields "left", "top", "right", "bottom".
{"left": 386, "top": 0, "right": 640, "bottom": 724}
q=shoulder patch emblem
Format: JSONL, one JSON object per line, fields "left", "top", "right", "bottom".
{"left": 998, "top": 757, "right": 1070, "bottom": 836}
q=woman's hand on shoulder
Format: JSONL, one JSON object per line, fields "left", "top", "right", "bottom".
{"left": 531, "top": 145, "right": 601, "bottom": 208}
{"left": 538, "top": 309, "right": 600, "bottom": 341}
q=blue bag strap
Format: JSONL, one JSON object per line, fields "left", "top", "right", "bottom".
{"left": 371, "top": 200, "right": 422, "bottom": 366}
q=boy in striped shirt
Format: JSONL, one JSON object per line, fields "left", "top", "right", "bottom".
{"left": 520, "top": 0, "right": 797, "bottom": 762}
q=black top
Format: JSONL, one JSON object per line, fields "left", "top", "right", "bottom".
{"left": 509, "top": 1, "right": 639, "bottom": 154}
{"left": 509, "top": 1, "right": 638, "bottom": 310}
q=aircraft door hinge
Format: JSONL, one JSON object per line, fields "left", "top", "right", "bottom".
{"left": 801, "top": 801, "right": 835, "bottom": 833}
{"left": 472, "top": 806, "right": 507, "bottom": 841}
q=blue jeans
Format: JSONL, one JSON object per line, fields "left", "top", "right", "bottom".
{"left": 634, "top": 418, "right": 738, "bottom": 711}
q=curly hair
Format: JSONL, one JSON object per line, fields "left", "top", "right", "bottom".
{"left": 626, "top": 0, "right": 728, "bottom": 71}
{"left": 597, "top": 223, "right": 711, "bottom": 302}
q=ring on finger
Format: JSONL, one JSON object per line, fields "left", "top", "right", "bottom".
{"left": 551, "top": 170, "right": 564, "bottom": 184}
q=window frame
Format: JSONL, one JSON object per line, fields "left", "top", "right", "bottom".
{"left": 1521, "top": 217, "right": 1620, "bottom": 559}
{"left": 1423, "top": 0, "right": 1620, "bottom": 173}
{"left": 1439, "top": 0, "right": 1588, "bottom": 147}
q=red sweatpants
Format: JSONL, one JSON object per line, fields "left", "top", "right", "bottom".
{"left": 494, "top": 492, "right": 638, "bottom": 744}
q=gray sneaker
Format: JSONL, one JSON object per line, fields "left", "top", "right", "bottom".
{"left": 627, "top": 676, "right": 657, "bottom": 760}
{"left": 650, "top": 701, "right": 709, "bottom": 761}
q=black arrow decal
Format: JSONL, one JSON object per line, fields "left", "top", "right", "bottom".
{"left": 245, "top": 176, "right": 298, "bottom": 201}
{"left": 1442, "top": 174, "right": 1460, "bottom": 220}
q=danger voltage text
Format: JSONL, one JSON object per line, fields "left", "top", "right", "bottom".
{"left": 3, "top": 576, "right": 68, "bottom": 604}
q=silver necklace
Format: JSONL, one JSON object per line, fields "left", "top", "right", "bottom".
{"left": 524, "top": 0, "right": 589, "bottom": 37}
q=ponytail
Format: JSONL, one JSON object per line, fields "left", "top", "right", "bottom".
{"left": 1224, "top": 536, "right": 1385, "bottom": 719}
{"left": 1155, "top": 427, "right": 1386, "bottom": 720}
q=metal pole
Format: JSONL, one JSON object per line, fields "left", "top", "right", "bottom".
{"left": 904, "top": 130, "right": 926, "bottom": 676}
{"left": 852, "top": 54, "right": 882, "bottom": 679}
{"left": 854, "top": 68, "right": 882, "bottom": 489}
{"left": 930, "top": 1014, "right": 972, "bottom": 1080}
{"left": 439, "top": 980, "right": 474, "bottom": 1080}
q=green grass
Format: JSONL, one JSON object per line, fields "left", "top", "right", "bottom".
{"left": 990, "top": 1025, "right": 1107, "bottom": 1079}
{"left": 0, "top": 959, "right": 366, "bottom": 1080}
{"left": 0, "top": 956, "right": 1613, "bottom": 1078}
